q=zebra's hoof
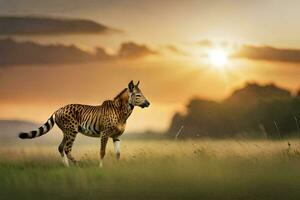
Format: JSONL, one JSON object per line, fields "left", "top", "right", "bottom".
{"left": 62, "top": 155, "right": 70, "bottom": 167}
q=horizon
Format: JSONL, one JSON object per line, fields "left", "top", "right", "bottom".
{"left": 1, "top": 81, "right": 298, "bottom": 131}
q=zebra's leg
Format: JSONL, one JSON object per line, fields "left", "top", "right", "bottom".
{"left": 58, "top": 135, "right": 69, "bottom": 167}
{"left": 99, "top": 134, "right": 108, "bottom": 168}
{"left": 64, "top": 132, "right": 78, "bottom": 166}
{"left": 113, "top": 138, "right": 121, "bottom": 160}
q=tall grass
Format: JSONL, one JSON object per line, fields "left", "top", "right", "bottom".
{"left": 1, "top": 140, "right": 300, "bottom": 200}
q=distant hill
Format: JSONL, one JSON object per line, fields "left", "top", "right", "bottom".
{"left": 0, "top": 119, "right": 63, "bottom": 145}
{"left": 0, "top": 120, "right": 38, "bottom": 140}
{"left": 0, "top": 119, "right": 160, "bottom": 146}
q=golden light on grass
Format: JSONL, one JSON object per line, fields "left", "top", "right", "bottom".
{"left": 208, "top": 48, "right": 229, "bottom": 69}
{"left": 0, "top": 140, "right": 298, "bottom": 199}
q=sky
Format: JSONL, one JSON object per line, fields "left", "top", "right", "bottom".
{"left": 1, "top": 0, "right": 300, "bottom": 132}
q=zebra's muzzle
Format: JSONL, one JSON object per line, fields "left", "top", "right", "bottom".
{"left": 141, "top": 100, "right": 150, "bottom": 108}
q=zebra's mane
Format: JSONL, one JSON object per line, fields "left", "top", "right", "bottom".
{"left": 113, "top": 88, "right": 128, "bottom": 100}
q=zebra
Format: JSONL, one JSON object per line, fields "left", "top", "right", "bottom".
{"left": 19, "top": 81, "right": 150, "bottom": 167}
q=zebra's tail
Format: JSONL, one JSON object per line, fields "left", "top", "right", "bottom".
{"left": 18, "top": 114, "right": 56, "bottom": 139}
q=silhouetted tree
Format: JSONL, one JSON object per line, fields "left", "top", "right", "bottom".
{"left": 167, "top": 82, "right": 300, "bottom": 139}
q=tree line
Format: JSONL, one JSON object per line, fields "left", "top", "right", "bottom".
{"left": 167, "top": 83, "right": 300, "bottom": 139}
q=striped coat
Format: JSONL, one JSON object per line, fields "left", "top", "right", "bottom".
{"left": 19, "top": 81, "right": 150, "bottom": 167}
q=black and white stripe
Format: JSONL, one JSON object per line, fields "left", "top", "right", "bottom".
{"left": 18, "top": 114, "right": 55, "bottom": 139}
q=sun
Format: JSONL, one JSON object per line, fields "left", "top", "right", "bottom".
{"left": 208, "top": 49, "right": 228, "bottom": 69}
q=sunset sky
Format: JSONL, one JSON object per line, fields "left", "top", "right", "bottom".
{"left": 1, "top": 0, "right": 300, "bottom": 132}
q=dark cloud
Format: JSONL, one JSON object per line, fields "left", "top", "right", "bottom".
{"left": 165, "top": 45, "right": 188, "bottom": 56}
{"left": 0, "top": 38, "right": 157, "bottom": 66}
{"left": 0, "top": 16, "right": 121, "bottom": 35}
{"left": 118, "top": 42, "right": 158, "bottom": 59}
{"left": 0, "top": 38, "right": 108, "bottom": 66}
{"left": 232, "top": 45, "right": 300, "bottom": 63}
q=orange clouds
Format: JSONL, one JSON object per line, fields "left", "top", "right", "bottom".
{"left": 118, "top": 42, "right": 158, "bottom": 59}
{"left": 232, "top": 45, "right": 300, "bottom": 63}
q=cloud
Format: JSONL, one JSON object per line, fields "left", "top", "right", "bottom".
{"left": 0, "top": 38, "right": 105, "bottom": 66}
{"left": 197, "top": 39, "right": 213, "bottom": 48}
{"left": 0, "top": 38, "right": 157, "bottom": 66}
{"left": 117, "top": 42, "right": 158, "bottom": 59}
{"left": 232, "top": 45, "right": 300, "bottom": 63}
{"left": 164, "top": 45, "right": 189, "bottom": 56}
{"left": 0, "top": 16, "right": 121, "bottom": 35}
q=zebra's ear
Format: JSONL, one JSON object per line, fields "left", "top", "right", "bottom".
{"left": 128, "top": 80, "right": 134, "bottom": 92}
{"left": 136, "top": 81, "right": 140, "bottom": 87}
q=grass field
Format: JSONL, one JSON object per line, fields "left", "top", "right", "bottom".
{"left": 1, "top": 139, "right": 300, "bottom": 200}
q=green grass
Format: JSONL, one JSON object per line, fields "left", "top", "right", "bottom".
{"left": 1, "top": 140, "right": 300, "bottom": 200}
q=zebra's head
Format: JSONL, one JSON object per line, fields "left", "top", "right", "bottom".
{"left": 128, "top": 80, "right": 150, "bottom": 108}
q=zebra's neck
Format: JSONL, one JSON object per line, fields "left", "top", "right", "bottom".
{"left": 113, "top": 88, "right": 134, "bottom": 122}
